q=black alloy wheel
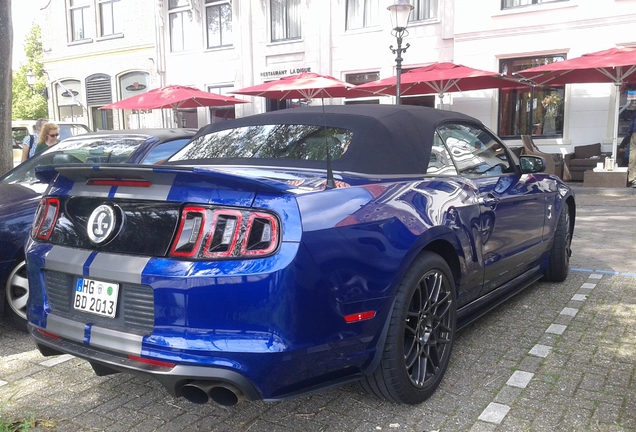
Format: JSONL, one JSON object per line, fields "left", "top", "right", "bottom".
{"left": 544, "top": 202, "right": 572, "bottom": 282}
{"left": 360, "top": 252, "right": 456, "bottom": 404}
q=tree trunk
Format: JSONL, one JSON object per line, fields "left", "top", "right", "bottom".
{"left": 0, "top": 0, "right": 13, "bottom": 175}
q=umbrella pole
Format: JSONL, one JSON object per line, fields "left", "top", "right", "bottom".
{"left": 612, "top": 82, "right": 620, "bottom": 162}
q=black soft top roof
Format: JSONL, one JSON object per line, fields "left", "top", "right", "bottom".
{"left": 193, "top": 105, "right": 482, "bottom": 175}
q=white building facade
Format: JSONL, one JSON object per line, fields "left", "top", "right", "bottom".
{"left": 38, "top": 0, "right": 636, "bottom": 154}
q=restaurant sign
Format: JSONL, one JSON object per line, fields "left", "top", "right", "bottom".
{"left": 260, "top": 67, "right": 311, "bottom": 78}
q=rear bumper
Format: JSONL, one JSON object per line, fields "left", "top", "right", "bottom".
{"left": 30, "top": 323, "right": 263, "bottom": 400}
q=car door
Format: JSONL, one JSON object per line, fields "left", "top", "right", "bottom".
{"left": 438, "top": 123, "right": 548, "bottom": 294}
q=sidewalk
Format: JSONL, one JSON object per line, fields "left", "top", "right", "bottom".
{"left": 566, "top": 181, "right": 636, "bottom": 196}
{"left": 0, "top": 182, "right": 634, "bottom": 431}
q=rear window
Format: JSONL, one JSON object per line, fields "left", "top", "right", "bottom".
{"left": 169, "top": 124, "right": 353, "bottom": 162}
{"left": 1, "top": 136, "right": 147, "bottom": 184}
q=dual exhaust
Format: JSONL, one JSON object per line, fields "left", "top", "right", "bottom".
{"left": 181, "top": 380, "right": 246, "bottom": 406}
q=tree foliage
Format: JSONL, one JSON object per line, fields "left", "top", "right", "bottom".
{"left": 12, "top": 24, "right": 48, "bottom": 120}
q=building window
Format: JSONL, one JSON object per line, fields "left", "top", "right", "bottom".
{"left": 409, "top": 0, "right": 438, "bottom": 22}
{"left": 207, "top": 85, "right": 239, "bottom": 122}
{"left": 119, "top": 71, "right": 153, "bottom": 128}
{"left": 344, "top": 72, "right": 380, "bottom": 104}
{"left": 69, "top": 0, "right": 91, "bottom": 41}
{"left": 206, "top": 0, "right": 232, "bottom": 48}
{"left": 345, "top": 71, "right": 380, "bottom": 86}
{"left": 56, "top": 79, "right": 87, "bottom": 126}
{"left": 501, "top": 0, "right": 567, "bottom": 9}
{"left": 169, "top": 0, "right": 193, "bottom": 52}
{"left": 346, "top": 0, "right": 379, "bottom": 30}
{"left": 271, "top": 0, "right": 301, "bottom": 42}
{"left": 498, "top": 55, "right": 566, "bottom": 138}
{"left": 98, "top": 0, "right": 122, "bottom": 37}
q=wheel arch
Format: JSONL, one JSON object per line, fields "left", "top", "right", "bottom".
{"left": 363, "top": 231, "right": 463, "bottom": 376}
{"left": 421, "top": 239, "right": 461, "bottom": 289}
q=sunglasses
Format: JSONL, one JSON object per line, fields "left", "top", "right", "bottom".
{"left": 48, "top": 133, "right": 59, "bottom": 138}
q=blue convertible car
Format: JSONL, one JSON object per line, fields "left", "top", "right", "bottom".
{"left": 26, "top": 105, "right": 574, "bottom": 406}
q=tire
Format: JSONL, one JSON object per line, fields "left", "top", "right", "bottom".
{"left": 544, "top": 202, "right": 572, "bottom": 282}
{"left": 5, "top": 260, "right": 29, "bottom": 332}
{"left": 360, "top": 252, "right": 456, "bottom": 404}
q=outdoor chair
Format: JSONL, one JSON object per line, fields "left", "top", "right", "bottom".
{"left": 564, "top": 143, "right": 609, "bottom": 181}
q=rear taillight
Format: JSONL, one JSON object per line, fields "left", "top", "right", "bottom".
{"left": 169, "top": 207, "right": 280, "bottom": 259}
{"left": 31, "top": 198, "right": 60, "bottom": 241}
{"left": 170, "top": 206, "right": 207, "bottom": 257}
{"left": 241, "top": 213, "right": 279, "bottom": 256}
{"left": 203, "top": 210, "right": 242, "bottom": 258}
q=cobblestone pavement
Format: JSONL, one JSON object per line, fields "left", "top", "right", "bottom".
{"left": 1, "top": 189, "right": 635, "bottom": 431}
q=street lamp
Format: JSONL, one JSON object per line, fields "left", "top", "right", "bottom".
{"left": 26, "top": 68, "right": 36, "bottom": 94}
{"left": 387, "top": 0, "right": 413, "bottom": 105}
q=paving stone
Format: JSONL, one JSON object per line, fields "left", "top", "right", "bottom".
{"left": 529, "top": 344, "right": 552, "bottom": 358}
{"left": 506, "top": 371, "right": 534, "bottom": 388}
{"left": 478, "top": 403, "right": 510, "bottom": 424}
{"left": 493, "top": 386, "right": 522, "bottom": 405}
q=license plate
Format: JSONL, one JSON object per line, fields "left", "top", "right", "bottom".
{"left": 74, "top": 277, "right": 119, "bottom": 318}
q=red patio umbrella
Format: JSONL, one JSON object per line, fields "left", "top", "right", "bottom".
{"left": 101, "top": 84, "right": 249, "bottom": 110}
{"left": 355, "top": 62, "right": 526, "bottom": 100}
{"left": 516, "top": 47, "right": 636, "bottom": 160}
{"left": 231, "top": 72, "right": 370, "bottom": 100}
{"left": 515, "top": 47, "right": 636, "bottom": 86}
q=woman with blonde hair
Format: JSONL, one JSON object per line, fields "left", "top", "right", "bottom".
{"left": 34, "top": 123, "right": 60, "bottom": 155}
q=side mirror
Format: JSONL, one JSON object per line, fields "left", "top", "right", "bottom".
{"left": 519, "top": 155, "right": 546, "bottom": 174}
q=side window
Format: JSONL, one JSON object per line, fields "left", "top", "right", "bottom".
{"left": 142, "top": 139, "right": 191, "bottom": 164}
{"left": 438, "top": 124, "right": 512, "bottom": 177}
{"left": 427, "top": 132, "right": 458, "bottom": 175}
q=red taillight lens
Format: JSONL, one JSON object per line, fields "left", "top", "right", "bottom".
{"left": 128, "top": 355, "right": 175, "bottom": 368}
{"left": 31, "top": 198, "right": 60, "bottom": 241}
{"left": 170, "top": 207, "right": 280, "bottom": 259}
{"left": 36, "top": 328, "right": 61, "bottom": 340}
{"left": 203, "top": 210, "right": 243, "bottom": 258}
{"left": 170, "top": 206, "right": 207, "bottom": 257}
{"left": 241, "top": 213, "right": 279, "bottom": 256}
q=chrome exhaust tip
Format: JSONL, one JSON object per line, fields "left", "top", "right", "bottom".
{"left": 180, "top": 381, "right": 246, "bottom": 406}
{"left": 208, "top": 383, "right": 246, "bottom": 406}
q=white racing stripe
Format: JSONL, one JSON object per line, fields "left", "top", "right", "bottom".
{"left": 90, "top": 325, "right": 143, "bottom": 356}
{"left": 88, "top": 253, "right": 150, "bottom": 285}
{"left": 44, "top": 246, "right": 93, "bottom": 276}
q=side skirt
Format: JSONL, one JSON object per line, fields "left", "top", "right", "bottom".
{"left": 456, "top": 265, "right": 543, "bottom": 331}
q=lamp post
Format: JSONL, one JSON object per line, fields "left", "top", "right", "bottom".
{"left": 26, "top": 68, "right": 36, "bottom": 95}
{"left": 387, "top": 0, "right": 413, "bottom": 105}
